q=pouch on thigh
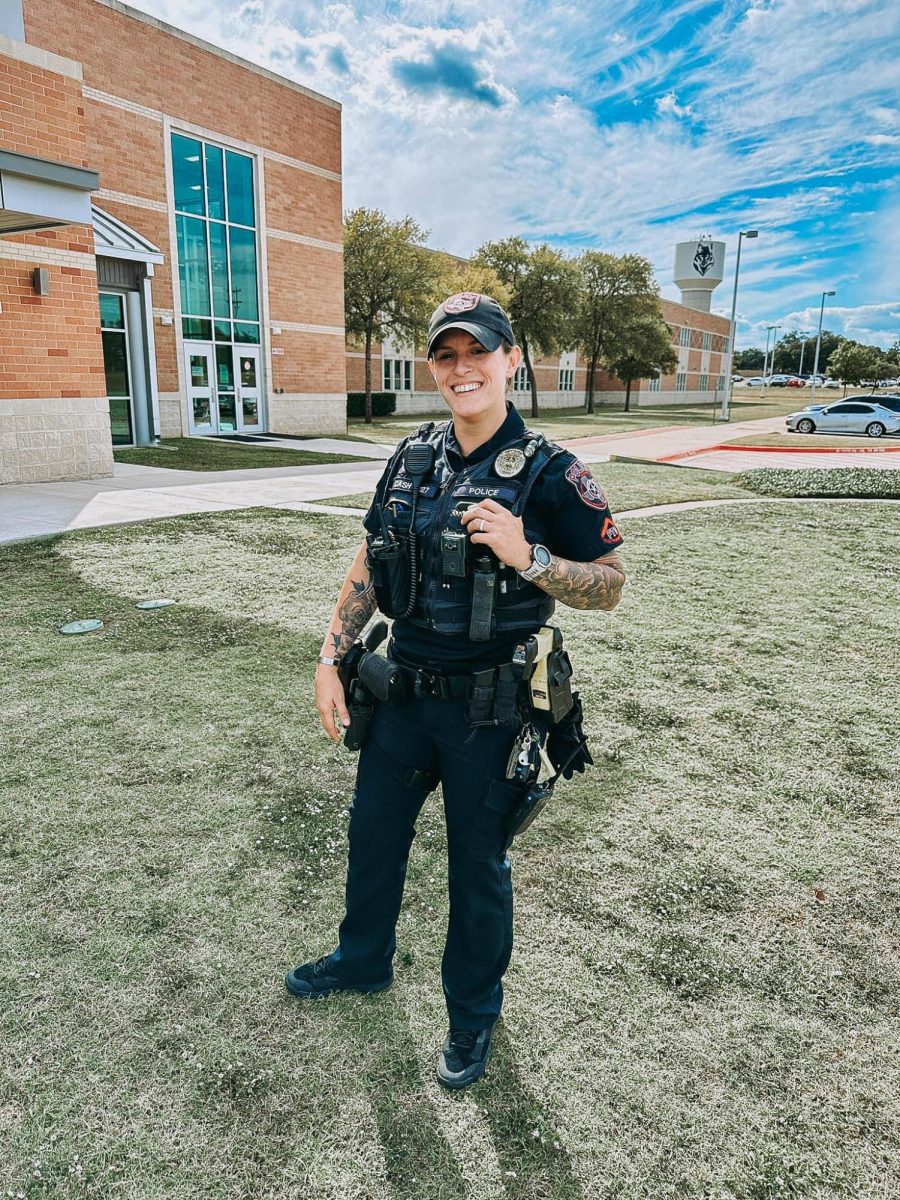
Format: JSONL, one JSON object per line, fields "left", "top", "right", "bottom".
{"left": 467, "top": 778, "right": 524, "bottom": 861}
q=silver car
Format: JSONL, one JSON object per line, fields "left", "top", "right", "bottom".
{"left": 787, "top": 401, "right": 900, "bottom": 438}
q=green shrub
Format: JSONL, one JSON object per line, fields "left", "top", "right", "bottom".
{"left": 735, "top": 467, "right": 900, "bottom": 499}
{"left": 347, "top": 391, "right": 397, "bottom": 418}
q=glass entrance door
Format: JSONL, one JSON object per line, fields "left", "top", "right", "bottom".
{"left": 185, "top": 342, "right": 264, "bottom": 434}
{"left": 237, "top": 347, "right": 262, "bottom": 430}
{"left": 185, "top": 342, "right": 216, "bottom": 433}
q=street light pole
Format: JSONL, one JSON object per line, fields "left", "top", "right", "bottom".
{"left": 809, "top": 290, "right": 836, "bottom": 405}
{"left": 721, "top": 228, "right": 758, "bottom": 421}
{"left": 760, "top": 323, "right": 779, "bottom": 402}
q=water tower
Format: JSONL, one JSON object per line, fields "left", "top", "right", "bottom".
{"left": 674, "top": 236, "right": 725, "bottom": 312}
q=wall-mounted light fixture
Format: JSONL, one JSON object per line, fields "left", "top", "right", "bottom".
{"left": 32, "top": 267, "right": 51, "bottom": 296}
{"left": 159, "top": 314, "right": 173, "bottom": 326}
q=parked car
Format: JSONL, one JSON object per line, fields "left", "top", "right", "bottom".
{"left": 786, "top": 401, "right": 900, "bottom": 438}
{"left": 821, "top": 379, "right": 841, "bottom": 388}
{"left": 786, "top": 377, "right": 807, "bottom": 387}
{"left": 744, "top": 376, "right": 766, "bottom": 386}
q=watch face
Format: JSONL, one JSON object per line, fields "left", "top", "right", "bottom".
{"left": 534, "top": 544, "right": 552, "bottom": 568}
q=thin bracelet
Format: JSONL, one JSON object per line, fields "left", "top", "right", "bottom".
{"left": 317, "top": 655, "right": 342, "bottom": 667}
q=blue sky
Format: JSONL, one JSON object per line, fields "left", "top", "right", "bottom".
{"left": 133, "top": 0, "right": 900, "bottom": 350}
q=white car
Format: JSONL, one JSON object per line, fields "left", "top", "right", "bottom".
{"left": 821, "top": 379, "right": 841, "bottom": 388}
{"left": 744, "top": 376, "right": 766, "bottom": 386}
{"left": 786, "top": 401, "right": 900, "bottom": 438}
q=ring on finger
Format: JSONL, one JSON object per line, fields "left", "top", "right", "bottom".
{"left": 479, "top": 518, "right": 486, "bottom": 532}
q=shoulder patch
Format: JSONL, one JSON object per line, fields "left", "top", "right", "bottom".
{"left": 600, "top": 516, "right": 621, "bottom": 545}
{"left": 564, "top": 459, "right": 608, "bottom": 510}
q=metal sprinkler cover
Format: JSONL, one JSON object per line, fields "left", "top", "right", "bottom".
{"left": 135, "top": 599, "right": 176, "bottom": 610}
{"left": 60, "top": 619, "right": 104, "bottom": 635}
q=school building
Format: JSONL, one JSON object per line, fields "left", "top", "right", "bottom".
{"left": 1, "top": 0, "right": 346, "bottom": 486}
{"left": 1, "top": 0, "right": 731, "bottom": 486}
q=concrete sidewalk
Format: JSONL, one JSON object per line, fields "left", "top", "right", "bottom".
{"left": 0, "top": 457, "right": 385, "bottom": 542}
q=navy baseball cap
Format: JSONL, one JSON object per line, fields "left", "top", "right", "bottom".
{"left": 426, "top": 292, "right": 515, "bottom": 357}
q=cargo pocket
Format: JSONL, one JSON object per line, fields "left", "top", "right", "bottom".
{"left": 468, "top": 779, "right": 524, "bottom": 861}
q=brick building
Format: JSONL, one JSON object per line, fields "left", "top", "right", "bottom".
{"left": 1, "top": 0, "right": 346, "bottom": 485}
{"left": 346, "top": 295, "right": 730, "bottom": 416}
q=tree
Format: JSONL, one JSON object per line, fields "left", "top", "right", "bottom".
{"left": 474, "top": 238, "right": 578, "bottom": 417}
{"left": 805, "top": 330, "right": 843, "bottom": 378}
{"left": 572, "top": 252, "right": 660, "bottom": 413}
{"left": 826, "top": 340, "right": 892, "bottom": 394}
{"left": 604, "top": 313, "right": 678, "bottom": 412}
{"left": 431, "top": 254, "right": 511, "bottom": 312}
{"left": 343, "top": 208, "right": 441, "bottom": 423}
{"left": 733, "top": 347, "right": 765, "bottom": 370}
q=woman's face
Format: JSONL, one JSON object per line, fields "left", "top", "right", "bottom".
{"left": 428, "top": 329, "right": 521, "bottom": 423}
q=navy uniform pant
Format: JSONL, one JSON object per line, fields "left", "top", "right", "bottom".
{"left": 329, "top": 694, "right": 527, "bottom": 1030}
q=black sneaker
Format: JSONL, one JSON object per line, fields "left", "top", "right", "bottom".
{"left": 436, "top": 1025, "right": 494, "bottom": 1090}
{"left": 284, "top": 955, "right": 392, "bottom": 1000}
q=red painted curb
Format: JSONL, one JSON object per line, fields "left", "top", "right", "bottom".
{"left": 708, "top": 443, "right": 900, "bottom": 454}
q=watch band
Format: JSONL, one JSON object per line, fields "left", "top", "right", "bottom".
{"left": 317, "top": 655, "right": 342, "bottom": 667}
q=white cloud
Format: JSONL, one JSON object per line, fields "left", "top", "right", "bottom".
{"left": 655, "top": 91, "right": 693, "bottom": 119}
{"left": 122, "top": 0, "right": 900, "bottom": 338}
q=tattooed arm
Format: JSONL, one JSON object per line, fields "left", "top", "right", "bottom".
{"left": 320, "top": 539, "right": 377, "bottom": 661}
{"left": 316, "top": 540, "right": 377, "bottom": 742}
{"left": 533, "top": 551, "right": 625, "bottom": 612}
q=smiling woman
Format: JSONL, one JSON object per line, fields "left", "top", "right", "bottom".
{"left": 290, "top": 291, "right": 625, "bottom": 1092}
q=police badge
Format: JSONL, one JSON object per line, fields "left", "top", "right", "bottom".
{"left": 493, "top": 448, "right": 527, "bottom": 478}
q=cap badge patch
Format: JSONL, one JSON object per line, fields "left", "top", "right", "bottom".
{"left": 494, "top": 448, "right": 527, "bottom": 478}
{"left": 565, "top": 459, "right": 608, "bottom": 510}
{"left": 443, "top": 292, "right": 480, "bottom": 314}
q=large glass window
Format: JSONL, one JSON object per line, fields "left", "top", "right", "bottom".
{"left": 171, "top": 134, "right": 205, "bottom": 217}
{"left": 228, "top": 226, "right": 259, "bottom": 321}
{"left": 176, "top": 214, "right": 211, "bottom": 317}
{"left": 171, "top": 133, "right": 259, "bottom": 343}
{"left": 226, "top": 150, "right": 255, "bottom": 227}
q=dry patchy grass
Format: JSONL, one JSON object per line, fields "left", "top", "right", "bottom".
{"left": 1, "top": 502, "right": 898, "bottom": 1199}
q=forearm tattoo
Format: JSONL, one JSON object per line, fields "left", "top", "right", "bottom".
{"left": 329, "top": 577, "right": 377, "bottom": 657}
{"left": 536, "top": 554, "right": 625, "bottom": 611}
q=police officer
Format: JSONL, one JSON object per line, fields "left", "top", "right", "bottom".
{"left": 286, "top": 293, "right": 625, "bottom": 1090}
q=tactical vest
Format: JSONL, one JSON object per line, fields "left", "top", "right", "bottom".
{"left": 375, "top": 421, "right": 562, "bottom": 637}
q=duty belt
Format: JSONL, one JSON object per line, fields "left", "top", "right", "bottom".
{"left": 390, "top": 657, "right": 472, "bottom": 701}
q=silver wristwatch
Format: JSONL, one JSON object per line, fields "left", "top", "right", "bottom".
{"left": 518, "top": 543, "right": 552, "bottom": 581}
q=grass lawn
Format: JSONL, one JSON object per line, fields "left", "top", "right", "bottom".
{"left": 321, "top": 461, "right": 757, "bottom": 515}
{"left": 2, "top": 500, "right": 898, "bottom": 1198}
{"left": 348, "top": 393, "right": 801, "bottom": 446}
{"left": 113, "top": 438, "right": 369, "bottom": 472}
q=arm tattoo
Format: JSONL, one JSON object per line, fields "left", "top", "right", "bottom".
{"left": 536, "top": 554, "right": 625, "bottom": 611}
{"left": 329, "top": 577, "right": 377, "bottom": 657}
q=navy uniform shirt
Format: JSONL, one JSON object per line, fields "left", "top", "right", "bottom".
{"left": 364, "top": 405, "right": 623, "bottom": 668}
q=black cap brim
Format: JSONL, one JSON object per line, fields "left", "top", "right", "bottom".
{"left": 427, "top": 321, "right": 504, "bottom": 357}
